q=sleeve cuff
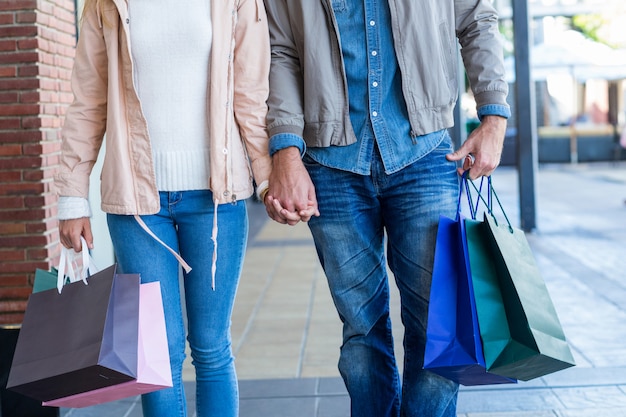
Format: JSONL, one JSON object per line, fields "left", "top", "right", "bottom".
{"left": 477, "top": 104, "right": 511, "bottom": 120}
{"left": 269, "top": 133, "right": 306, "bottom": 157}
{"left": 58, "top": 196, "right": 92, "bottom": 220}
{"left": 255, "top": 180, "right": 269, "bottom": 202}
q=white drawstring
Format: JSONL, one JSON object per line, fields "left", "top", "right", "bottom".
{"left": 134, "top": 215, "right": 193, "bottom": 274}
{"left": 211, "top": 202, "right": 218, "bottom": 290}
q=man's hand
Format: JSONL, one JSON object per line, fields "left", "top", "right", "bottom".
{"left": 265, "top": 147, "right": 319, "bottom": 226}
{"left": 446, "top": 115, "right": 507, "bottom": 179}
{"left": 59, "top": 217, "right": 94, "bottom": 251}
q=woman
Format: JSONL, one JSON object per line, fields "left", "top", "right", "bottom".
{"left": 54, "top": 1, "right": 271, "bottom": 416}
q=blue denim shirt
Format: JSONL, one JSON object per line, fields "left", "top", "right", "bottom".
{"left": 269, "top": 0, "right": 510, "bottom": 175}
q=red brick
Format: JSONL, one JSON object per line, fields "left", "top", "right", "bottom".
{"left": 26, "top": 247, "right": 53, "bottom": 261}
{"left": 0, "top": 274, "right": 30, "bottom": 287}
{"left": 0, "top": 78, "right": 39, "bottom": 90}
{"left": 16, "top": 11, "right": 36, "bottom": 23}
{"left": 0, "top": 1, "right": 38, "bottom": 12}
{"left": 0, "top": 67, "right": 16, "bottom": 78}
{"left": 0, "top": 197, "right": 47, "bottom": 212}
{"left": 0, "top": 91, "right": 19, "bottom": 102}
{"left": 1, "top": 51, "right": 40, "bottom": 65}
{"left": 0, "top": 234, "right": 48, "bottom": 249}
{"left": 0, "top": 130, "right": 44, "bottom": 143}
{"left": 0, "top": 223, "right": 25, "bottom": 235}
{"left": 22, "top": 169, "right": 45, "bottom": 181}
{"left": 0, "top": 104, "right": 40, "bottom": 117}
{"left": 17, "top": 64, "right": 39, "bottom": 77}
{"left": 19, "top": 90, "right": 40, "bottom": 103}
{"left": 0, "top": 286, "right": 33, "bottom": 300}
{"left": 0, "top": 118, "right": 20, "bottom": 129}
{"left": 0, "top": 195, "right": 24, "bottom": 209}
{"left": 0, "top": 182, "right": 45, "bottom": 196}
{"left": 0, "top": 144, "right": 21, "bottom": 156}
{"left": 17, "top": 38, "right": 38, "bottom": 51}
{"left": 0, "top": 26, "right": 38, "bottom": 38}
{"left": 0, "top": 40, "right": 17, "bottom": 52}
{"left": 21, "top": 116, "right": 42, "bottom": 128}
{"left": 0, "top": 249, "right": 26, "bottom": 262}
{"left": 0, "top": 156, "right": 42, "bottom": 170}
{"left": 0, "top": 311, "right": 26, "bottom": 325}
{"left": 0, "top": 14, "right": 15, "bottom": 25}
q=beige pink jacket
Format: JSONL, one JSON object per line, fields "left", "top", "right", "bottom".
{"left": 55, "top": 0, "right": 272, "bottom": 214}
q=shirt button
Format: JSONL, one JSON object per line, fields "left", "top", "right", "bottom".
{"left": 372, "top": 81, "right": 379, "bottom": 87}
{"left": 369, "top": 20, "right": 375, "bottom": 26}
{"left": 371, "top": 50, "right": 378, "bottom": 57}
{"left": 372, "top": 111, "right": 378, "bottom": 117}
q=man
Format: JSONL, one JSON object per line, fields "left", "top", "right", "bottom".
{"left": 262, "top": 1, "right": 510, "bottom": 416}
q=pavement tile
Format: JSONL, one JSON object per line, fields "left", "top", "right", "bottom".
{"left": 457, "top": 388, "right": 564, "bottom": 413}
{"left": 552, "top": 385, "right": 626, "bottom": 409}
{"left": 316, "top": 396, "right": 351, "bottom": 417}
{"left": 240, "top": 397, "right": 317, "bottom": 417}
{"left": 239, "top": 378, "right": 318, "bottom": 398}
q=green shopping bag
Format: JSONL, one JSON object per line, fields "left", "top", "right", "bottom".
{"left": 465, "top": 177, "right": 575, "bottom": 381}
{"left": 33, "top": 268, "right": 60, "bottom": 294}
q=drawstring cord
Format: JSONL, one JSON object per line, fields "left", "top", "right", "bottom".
{"left": 134, "top": 215, "right": 193, "bottom": 274}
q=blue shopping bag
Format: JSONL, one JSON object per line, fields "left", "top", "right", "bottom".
{"left": 423, "top": 177, "right": 516, "bottom": 386}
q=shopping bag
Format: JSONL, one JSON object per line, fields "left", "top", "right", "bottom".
{"left": 32, "top": 268, "right": 59, "bottom": 294}
{"left": 424, "top": 178, "right": 515, "bottom": 386}
{"left": 43, "top": 281, "right": 172, "bottom": 408}
{"left": 0, "top": 325, "right": 59, "bottom": 417}
{"left": 7, "top": 265, "right": 140, "bottom": 402}
{"left": 465, "top": 178, "right": 576, "bottom": 381}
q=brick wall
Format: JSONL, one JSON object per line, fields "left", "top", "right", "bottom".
{"left": 0, "top": 0, "right": 76, "bottom": 324}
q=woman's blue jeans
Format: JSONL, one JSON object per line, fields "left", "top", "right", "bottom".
{"left": 305, "top": 139, "right": 460, "bottom": 417}
{"left": 107, "top": 190, "right": 246, "bottom": 417}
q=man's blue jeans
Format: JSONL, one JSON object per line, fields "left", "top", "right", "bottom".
{"left": 305, "top": 138, "right": 460, "bottom": 417}
{"left": 107, "top": 190, "right": 246, "bottom": 417}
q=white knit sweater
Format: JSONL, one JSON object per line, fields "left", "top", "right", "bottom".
{"left": 129, "top": 0, "right": 213, "bottom": 192}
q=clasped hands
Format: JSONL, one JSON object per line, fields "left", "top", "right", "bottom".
{"left": 264, "top": 116, "right": 507, "bottom": 226}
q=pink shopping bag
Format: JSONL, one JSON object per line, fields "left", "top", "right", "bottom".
{"left": 43, "top": 281, "right": 172, "bottom": 408}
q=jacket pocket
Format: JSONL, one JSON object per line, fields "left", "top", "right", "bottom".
{"left": 438, "top": 21, "right": 457, "bottom": 94}
{"left": 331, "top": 0, "right": 347, "bottom": 13}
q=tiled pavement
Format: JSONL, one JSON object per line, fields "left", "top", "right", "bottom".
{"left": 58, "top": 161, "right": 626, "bottom": 417}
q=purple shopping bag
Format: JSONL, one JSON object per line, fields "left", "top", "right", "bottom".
{"left": 43, "top": 281, "right": 172, "bottom": 408}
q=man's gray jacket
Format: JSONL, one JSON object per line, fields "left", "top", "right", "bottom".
{"left": 263, "top": 0, "right": 509, "bottom": 148}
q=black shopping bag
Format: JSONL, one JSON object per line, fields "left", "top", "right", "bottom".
{"left": 0, "top": 325, "right": 59, "bottom": 417}
{"left": 7, "top": 265, "right": 140, "bottom": 402}
{"left": 465, "top": 177, "right": 575, "bottom": 381}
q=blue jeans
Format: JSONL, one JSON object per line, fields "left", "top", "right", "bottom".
{"left": 305, "top": 137, "right": 460, "bottom": 417}
{"left": 107, "top": 191, "right": 247, "bottom": 417}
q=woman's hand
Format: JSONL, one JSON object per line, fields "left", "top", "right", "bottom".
{"left": 59, "top": 218, "right": 94, "bottom": 252}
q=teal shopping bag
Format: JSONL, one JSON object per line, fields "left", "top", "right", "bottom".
{"left": 33, "top": 268, "right": 60, "bottom": 294}
{"left": 465, "top": 177, "right": 575, "bottom": 381}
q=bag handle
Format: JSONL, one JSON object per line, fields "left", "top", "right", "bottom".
{"left": 458, "top": 171, "right": 490, "bottom": 220}
{"left": 56, "top": 237, "right": 99, "bottom": 293}
{"left": 464, "top": 174, "right": 514, "bottom": 233}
